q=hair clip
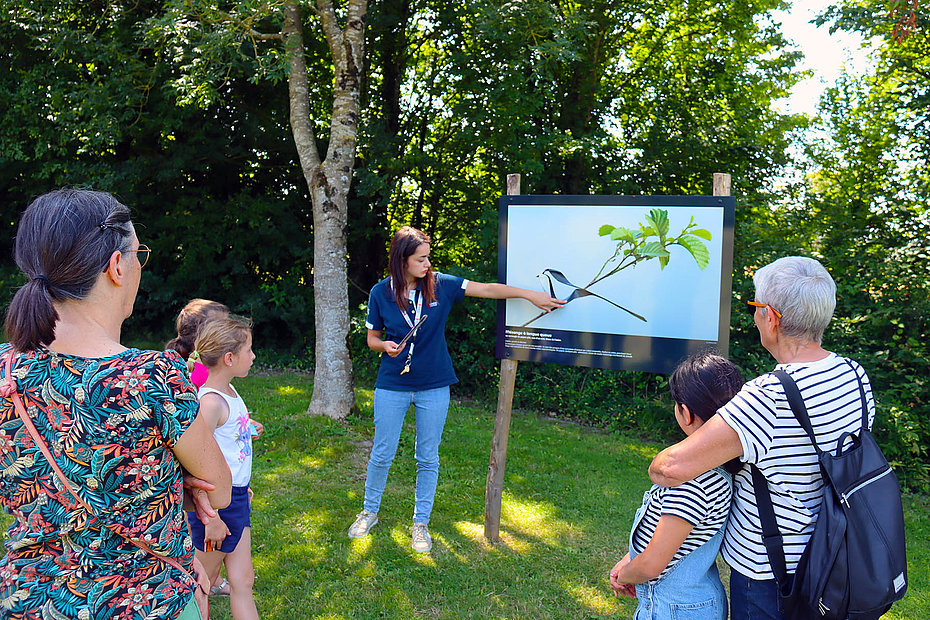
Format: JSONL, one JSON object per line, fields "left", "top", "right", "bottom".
{"left": 189, "top": 350, "right": 200, "bottom": 362}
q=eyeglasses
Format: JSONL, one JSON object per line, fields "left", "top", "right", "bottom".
{"left": 129, "top": 244, "right": 151, "bottom": 269}
{"left": 747, "top": 300, "right": 782, "bottom": 318}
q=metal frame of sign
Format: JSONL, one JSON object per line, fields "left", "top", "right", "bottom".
{"left": 495, "top": 194, "right": 736, "bottom": 374}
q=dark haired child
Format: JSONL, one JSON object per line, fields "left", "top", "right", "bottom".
{"left": 166, "top": 298, "right": 229, "bottom": 388}
{"left": 609, "top": 352, "right": 744, "bottom": 619}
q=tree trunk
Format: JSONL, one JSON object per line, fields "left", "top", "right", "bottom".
{"left": 284, "top": 0, "right": 367, "bottom": 419}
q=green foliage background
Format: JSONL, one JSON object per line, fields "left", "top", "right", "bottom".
{"left": 0, "top": 1, "right": 927, "bottom": 488}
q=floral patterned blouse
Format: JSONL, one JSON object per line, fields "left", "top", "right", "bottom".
{"left": 0, "top": 345, "right": 199, "bottom": 620}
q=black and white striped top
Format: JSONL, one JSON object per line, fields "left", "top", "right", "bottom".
{"left": 718, "top": 353, "right": 875, "bottom": 580}
{"left": 630, "top": 468, "right": 732, "bottom": 582}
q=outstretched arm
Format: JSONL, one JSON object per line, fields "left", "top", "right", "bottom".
{"left": 465, "top": 281, "right": 565, "bottom": 312}
{"left": 649, "top": 415, "right": 742, "bottom": 487}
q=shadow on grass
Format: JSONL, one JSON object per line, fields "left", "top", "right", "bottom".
{"left": 214, "top": 372, "right": 926, "bottom": 619}
{"left": 205, "top": 373, "right": 664, "bottom": 619}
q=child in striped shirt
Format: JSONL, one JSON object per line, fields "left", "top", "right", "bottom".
{"left": 610, "top": 353, "right": 743, "bottom": 619}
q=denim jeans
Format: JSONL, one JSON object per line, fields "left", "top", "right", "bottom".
{"left": 729, "top": 571, "right": 784, "bottom": 620}
{"left": 363, "top": 386, "right": 450, "bottom": 524}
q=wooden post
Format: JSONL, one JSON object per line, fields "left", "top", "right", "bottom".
{"left": 714, "top": 172, "right": 733, "bottom": 357}
{"left": 484, "top": 173, "right": 521, "bottom": 543}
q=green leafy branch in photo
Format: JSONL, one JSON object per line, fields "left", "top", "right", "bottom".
{"left": 523, "top": 209, "right": 711, "bottom": 327}
{"left": 592, "top": 209, "right": 711, "bottom": 284}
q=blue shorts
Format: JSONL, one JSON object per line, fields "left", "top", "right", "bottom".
{"left": 188, "top": 485, "right": 251, "bottom": 553}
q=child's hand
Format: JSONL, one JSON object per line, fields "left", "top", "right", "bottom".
{"left": 609, "top": 554, "right": 637, "bottom": 598}
{"left": 616, "top": 583, "right": 637, "bottom": 599}
{"left": 249, "top": 419, "right": 264, "bottom": 439}
{"left": 204, "top": 516, "right": 231, "bottom": 552}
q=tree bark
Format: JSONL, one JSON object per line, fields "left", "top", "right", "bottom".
{"left": 284, "top": 0, "right": 367, "bottom": 419}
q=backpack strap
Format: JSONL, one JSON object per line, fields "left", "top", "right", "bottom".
{"left": 750, "top": 464, "right": 790, "bottom": 588}
{"left": 773, "top": 369, "right": 820, "bottom": 453}
{"left": 844, "top": 358, "right": 869, "bottom": 432}
{"left": 750, "top": 368, "right": 817, "bottom": 594}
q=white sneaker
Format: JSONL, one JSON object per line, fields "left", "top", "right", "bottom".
{"left": 411, "top": 523, "right": 432, "bottom": 553}
{"left": 348, "top": 510, "right": 378, "bottom": 538}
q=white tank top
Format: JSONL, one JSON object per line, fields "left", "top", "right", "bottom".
{"left": 198, "top": 385, "right": 253, "bottom": 487}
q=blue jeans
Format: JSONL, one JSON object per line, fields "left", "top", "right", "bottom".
{"left": 363, "top": 386, "right": 450, "bottom": 524}
{"left": 730, "top": 571, "right": 783, "bottom": 620}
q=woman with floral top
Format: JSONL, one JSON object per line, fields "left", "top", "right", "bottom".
{"left": 0, "top": 189, "right": 231, "bottom": 620}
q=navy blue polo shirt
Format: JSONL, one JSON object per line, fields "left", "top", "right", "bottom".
{"left": 366, "top": 272, "right": 468, "bottom": 391}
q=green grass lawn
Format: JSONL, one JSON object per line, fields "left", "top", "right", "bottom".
{"left": 193, "top": 371, "right": 929, "bottom": 619}
{"left": 1, "top": 369, "right": 922, "bottom": 617}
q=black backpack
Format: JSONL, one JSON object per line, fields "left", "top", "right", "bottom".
{"left": 750, "top": 361, "right": 908, "bottom": 619}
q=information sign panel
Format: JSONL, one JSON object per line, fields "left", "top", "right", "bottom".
{"left": 496, "top": 195, "right": 735, "bottom": 374}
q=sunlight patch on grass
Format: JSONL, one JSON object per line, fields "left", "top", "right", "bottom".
{"left": 259, "top": 467, "right": 307, "bottom": 486}
{"left": 623, "top": 442, "right": 660, "bottom": 459}
{"left": 390, "top": 524, "right": 410, "bottom": 551}
{"left": 354, "top": 388, "right": 374, "bottom": 414}
{"left": 452, "top": 520, "right": 518, "bottom": 554}
{"left": 451, "top": 517, "right": 556, "bottom": 554}
{"left": 496, "top": 530, "right": 533, "bottom": 554}
{"left": 432, "top": 530, "right": 469, "bottom": 563}
{"left": 562, "top": 580, "right": 617, "bottom": 615}
{"left": 410, "top": 550, "right": 437, "bottom": 567}
{"left": 352, "top": 561, "right": 376, "bottom": 579}
{"left": 347, "top": 536, "right": 372, "bottom": 562}
{"left": 299, "top": 455, "right": 326, "bottom": 468}
{"left": 251, "top": 555, "right": 275, "bottom": 574}
{"left": 275, "top": 385, "right": 308, "bottom": 396}
{"left": 451, "top": 520, "right": 491, "bottom": 548}
{"left": 267, "top": 538, "right": 326, "bottom": 564}
{"left": 282, "top": 512, "right": 333, "bottom": 552}
{"left": 500, "top": 493, "right": 572, "bottom": 546}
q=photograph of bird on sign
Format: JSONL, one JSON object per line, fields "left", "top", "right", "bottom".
{"left": 501, "top": 201, "right": 726, "bottom": 343}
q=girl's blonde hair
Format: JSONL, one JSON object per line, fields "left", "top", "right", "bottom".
{"left": 188, "top": 315, "right": 253, "bottom": 370}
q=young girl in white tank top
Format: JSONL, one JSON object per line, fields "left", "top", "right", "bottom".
{"left": 185, "top": 316, "right": 263, "bottom": 620}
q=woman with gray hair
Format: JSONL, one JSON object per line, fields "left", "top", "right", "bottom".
{"left": 648, "top": 256, "right": 875, "bottom": 619}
